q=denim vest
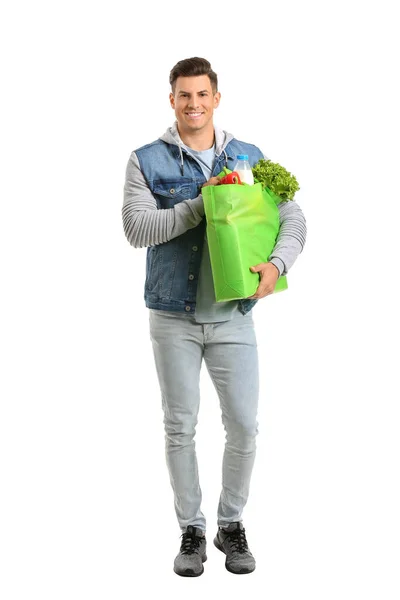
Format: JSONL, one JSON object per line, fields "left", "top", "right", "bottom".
{"left": 135, "top": 137, "right": 264, "bottom": 315}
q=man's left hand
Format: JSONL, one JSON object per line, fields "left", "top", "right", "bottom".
{"left": 247, "top": 262, "right": 280, "bottom": 299}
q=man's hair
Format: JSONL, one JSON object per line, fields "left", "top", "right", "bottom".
{"left": 169, "top": 57, "right": 218, "bottom": 94}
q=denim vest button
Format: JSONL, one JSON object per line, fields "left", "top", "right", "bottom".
{"left": 188, "top": 274, "right": 194, "bottom": 281}
{"left": 169, "top": 188, "right": 175, "bottom": 194}
{"left": 185, "top": 306, "right": 191, "bottom": 312}
{"left": 192, "top": 246, "right": 198, "bottom": 251}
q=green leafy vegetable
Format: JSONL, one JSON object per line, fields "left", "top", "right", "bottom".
{"left": 252, "top": 159, "right": 300, "bottom": 201}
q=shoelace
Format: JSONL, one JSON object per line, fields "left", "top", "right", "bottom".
{"left": 180, "top": 531, "right": 202, "bottom": 555}
{"left": 225, "top": 528, "right": 249, "bottom": 554}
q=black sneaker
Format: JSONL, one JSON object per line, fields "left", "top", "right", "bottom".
{"left": 214, "top": 522, "right": 256, "bottom": 574}
{"left": 173, "top": 526, "right": 207, "bottom": 577}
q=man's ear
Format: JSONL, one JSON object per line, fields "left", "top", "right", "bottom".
{"left": 169, "top": 92, "right": 175, "bottom": 109}
{"left": 214, "top": 91, "right": 221, "bottom": 108}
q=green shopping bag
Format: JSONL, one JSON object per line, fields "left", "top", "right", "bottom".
{"left": 202, "top": 181, "right": 288, "bottom": 301}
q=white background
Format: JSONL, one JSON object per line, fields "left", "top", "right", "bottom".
{"left": 1, "top": 1, "right": 399, "bottom": 598}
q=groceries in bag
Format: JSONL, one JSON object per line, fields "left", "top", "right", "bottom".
{"left": 202, "top": 158, "right": 300, "bottom": 301}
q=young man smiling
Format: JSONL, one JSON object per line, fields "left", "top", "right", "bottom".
{"left": 170, "top": 74, "right": 220, "bottom": 143}
{"left": 122, "top": 57, "right": 307, "bottom": 576}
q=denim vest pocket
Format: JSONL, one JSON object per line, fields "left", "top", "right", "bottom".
{"left": 152, "top": 178, "right": 192, "bottom": 209}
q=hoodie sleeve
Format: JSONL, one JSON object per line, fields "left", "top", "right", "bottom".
{"left": 268, "top": 200, "right": 307, "bottom": 276}
{"left": 122, "top": 152, "right": 205, "bottom": 248}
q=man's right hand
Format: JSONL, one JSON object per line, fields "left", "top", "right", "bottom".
{"left": 202, "top": 176, "right": 221, "bottom": 188}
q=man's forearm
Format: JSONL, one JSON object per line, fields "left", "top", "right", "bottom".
{"left": 122, "top": 152, "right": 205, "bottom": 248}
{"left": 269, "top": 201, "right": 307, "bottom": 275}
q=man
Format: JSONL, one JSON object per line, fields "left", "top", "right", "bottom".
{"left": 122, "top": 57, "right": 307, "bottom": 576}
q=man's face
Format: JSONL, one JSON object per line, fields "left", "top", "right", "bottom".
{"left": 169, "top": 75, "right": 221, "bottom": 135}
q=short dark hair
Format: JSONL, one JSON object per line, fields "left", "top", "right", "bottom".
{"left": 169, "top": 57, "right": 218, "bottom": 94}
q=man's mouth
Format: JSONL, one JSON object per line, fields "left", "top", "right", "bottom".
{"left": 186, "top": 112, "right": 203, "bottom": 119}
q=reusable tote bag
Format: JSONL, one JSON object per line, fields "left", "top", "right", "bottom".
{"left": 202, "top": 182, "right": 288, "bottom": 301}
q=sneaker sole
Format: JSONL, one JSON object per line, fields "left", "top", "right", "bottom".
{"left": 173, "top": 554, "right": 207, "bottom": 577}
{"left": 213, "top": 537, "right": 255, "bottom": 574}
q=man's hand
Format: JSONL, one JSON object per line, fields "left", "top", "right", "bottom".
{"left": 202, "top": 176, "right": 221, "bottom": 188}
{"left": 247, "top": 262, "right": 280, "bottom": 299}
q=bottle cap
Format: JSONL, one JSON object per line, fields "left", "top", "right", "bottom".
{"left": 236, "top": 154, "right": 248, "bottom": 160}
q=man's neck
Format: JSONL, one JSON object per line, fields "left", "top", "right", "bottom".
{"left": 177, "top": 125, "right": 215, "bottom": 152}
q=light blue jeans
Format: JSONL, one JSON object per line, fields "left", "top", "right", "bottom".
{"left": 149, "top": 309, "right": 259, "bottom": 532}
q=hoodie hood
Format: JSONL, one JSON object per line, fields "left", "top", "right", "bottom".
{"left": 159, "top": 122, "right": 234, "bottom": 174}
{"left": 160, "top": 121, "right": 234, "bottom": 155}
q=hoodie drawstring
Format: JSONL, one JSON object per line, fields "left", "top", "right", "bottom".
{"left": 177, "top": 140, "right": 228, "bottom": 175}
{"left": 178, "top": 143, "right": 184, "bottom": 176}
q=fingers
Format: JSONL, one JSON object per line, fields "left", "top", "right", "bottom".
{"left": 248, "top": 281, "right": 277, "bottom": 299}
{"left": 202, "top": 176, "right": 221, "bottom": 188}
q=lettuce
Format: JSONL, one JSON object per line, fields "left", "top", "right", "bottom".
{"left": 252, "top": 159, "right": 300, "bottom": 201}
